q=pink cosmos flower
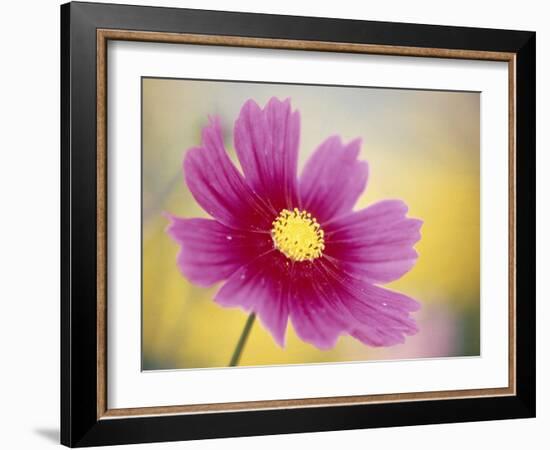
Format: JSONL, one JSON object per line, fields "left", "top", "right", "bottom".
{"left": 167, "top": 97, "right": 422, "bottom": 349}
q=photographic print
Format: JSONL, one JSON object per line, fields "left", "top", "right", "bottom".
{"left": 142, "top": 78, "right": 480, "bottom": 371}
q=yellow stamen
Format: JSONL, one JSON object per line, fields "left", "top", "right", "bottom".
{"left": 271, "top": 208, "right": 325, "bottom": 262}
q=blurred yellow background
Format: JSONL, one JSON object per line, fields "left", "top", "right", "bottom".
{"left": 142, "top": 78, "right": 480, "bottom": 370}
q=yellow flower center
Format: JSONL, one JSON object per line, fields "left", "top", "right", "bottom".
{"left": 271, "top": 208, "right": 325, "bottom": 262}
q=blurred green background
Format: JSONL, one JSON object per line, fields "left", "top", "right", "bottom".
{"left": 142, "top": 78, "right": 480, "bottom": 370}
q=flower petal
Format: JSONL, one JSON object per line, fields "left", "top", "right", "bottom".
{"left": 214, "top": 251, "right": 290, "bottom": 347}
{"left": 324, "top": 200, "right": 422, "bottom": 284}
{"left": 214, "top": 249, "right": 419, "bottom": 349}
{"left": 288, "top": 264, "right": 349, "bottom": 349}
{"left": 286, "top": 260, "right": 419, "bottom": 349}
{"left": 184, "top": 117, "right": 274, "bottom": 231}
{"left": 299, "top": 136, "right": 368, "bottom": 222}
{"left": 234, "top": 98, "right": 300, "bottom": 212}
{"left": 315, "top": 260, "right": 420, "bottom": 347}
{"left": 166, "top": 216, "right": 272, "bottom": 287}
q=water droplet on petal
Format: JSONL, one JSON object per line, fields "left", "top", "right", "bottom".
{"left": 226, "top": 235, "right": 233, "bottom": 240}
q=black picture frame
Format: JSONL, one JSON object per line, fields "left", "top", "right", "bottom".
{"left": 61, "top": 1, "right": 535, "bottom": 447}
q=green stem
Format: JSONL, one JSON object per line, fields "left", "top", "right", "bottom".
{"left": 229, "top": 313, "right": 256, "bottom": 367}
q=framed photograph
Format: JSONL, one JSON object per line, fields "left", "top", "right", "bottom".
{"left": 61, "top": 1, "right": 535, "bottom": 447}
